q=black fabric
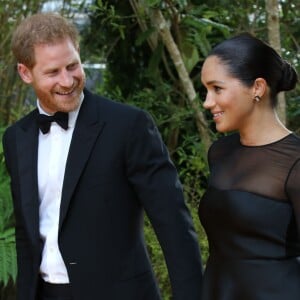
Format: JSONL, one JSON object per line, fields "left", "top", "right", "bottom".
{"left": 199, "top": 133, "right": 300, "bottom": 300}
{"left": 37, "top": 112, "right": 68, "bottom": 134}
{"left": 2, "top": 89, "right": 203, "bottom": 300}
{"left": 37, "top": 279, "right": 72, "bottom": 300}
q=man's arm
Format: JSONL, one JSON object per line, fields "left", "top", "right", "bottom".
{"left": 125, "top": 109, "right": 203, "bottom": 299}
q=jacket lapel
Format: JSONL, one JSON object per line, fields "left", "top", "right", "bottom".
{"left": 59, "top": 93, "right": 105, "bottom": 229}
{"left": 16, "top": 110, "right": 40, "bottom": 244}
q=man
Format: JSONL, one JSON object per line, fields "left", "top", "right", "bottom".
{"left": 2, "top": 12, "right": 203, "bottom": 300}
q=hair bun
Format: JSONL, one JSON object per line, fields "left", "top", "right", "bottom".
{"left": 277, "top": 60, "right": 298, "bottom": 92}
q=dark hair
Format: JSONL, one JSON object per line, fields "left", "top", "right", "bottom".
{"left": 208, "top": 33, "right": 298, "bottom": 107}
{"left": 11, "top": 12, "right": 79, "bottom": 69}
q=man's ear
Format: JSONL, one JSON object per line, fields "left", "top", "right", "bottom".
{"left": 17, "top": 63, "right": 33, "bottom": 84}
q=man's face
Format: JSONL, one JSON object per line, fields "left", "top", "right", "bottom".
{"left": 18, "top": 38, "right": 85, "bottom": 114}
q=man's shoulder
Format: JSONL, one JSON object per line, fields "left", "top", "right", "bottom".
{"left": 4, "top": 109, "right": 38, "bottom": 134}
{"left": 84, "top": 89, "right": 146, "bottom": 119}
{"left": 2, "top": 109, "right": 37, "bottom": 151}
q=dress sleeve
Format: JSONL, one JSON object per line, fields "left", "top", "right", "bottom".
{"left": 286, "top": 158, "right": 300, "bottom": 238}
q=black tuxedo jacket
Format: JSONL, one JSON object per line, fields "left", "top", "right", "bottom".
{"left": 3, "top": 89, "right": 203, "bottom": 300}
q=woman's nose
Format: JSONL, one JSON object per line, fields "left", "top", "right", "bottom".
{"left": 203, "top": 93, "right": 214, "bottom": 109}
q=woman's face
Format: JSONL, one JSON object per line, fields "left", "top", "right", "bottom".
{"left": 201, "top": 55, "right": 255, "bottom": 133}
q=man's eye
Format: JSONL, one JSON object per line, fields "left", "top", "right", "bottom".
{"left": 68, "top": 63, "right": 78, "bottom": 70}
{"left": 46, "top": 70, "right": 58, "bottom": 75}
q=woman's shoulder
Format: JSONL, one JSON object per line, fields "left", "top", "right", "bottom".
{"left": 270, "top": 133, "right": 300, "bottom": 156}
{"left": 282, "top": 133, "right": 300, "bottom": 160}
{"left": 287, "top": 132, "right": 300, "bottom": 146}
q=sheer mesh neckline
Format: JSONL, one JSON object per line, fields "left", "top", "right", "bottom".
{"left": 208, "top": 133, "right": 300, "bottom": 202}
{"left": 238, "top": 133, "right": 294, "bottom": 148}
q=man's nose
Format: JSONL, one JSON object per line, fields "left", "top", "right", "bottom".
{"left": 59, "top": 70, "right": 73, "bottom": 87}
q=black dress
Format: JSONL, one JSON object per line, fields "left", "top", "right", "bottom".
{"left": 198, "top": 133, "right": 300, "bottom": 300}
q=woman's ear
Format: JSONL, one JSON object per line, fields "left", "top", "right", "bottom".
{"left": 17, "top": 63, "right": 33, "bottom": 84}
{"left": 253, "top": 77, "right": 267, "bottom": 99}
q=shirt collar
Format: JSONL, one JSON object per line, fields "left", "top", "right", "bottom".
{"left": 37, "top": 92, "right": 84, "bottom": 128}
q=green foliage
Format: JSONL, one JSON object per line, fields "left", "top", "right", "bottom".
{"left": 0, "top": 0, "right": 44, "bottom": 125}
{"left": 0, "top": 127, "right": 17, "bottom": 289}
{"left": 0, "top": 1, "right": 298, "bottom": 299}
{"left": 0, "top": 229, "right": 16, "bottom": 286}
{"left": 144, "top": 203, "right": 209, "bottom": 299}
{"left": 82, "top": 2, "right": 299, "bottom": 298}
{"left": 287, "top": 95, "right": 300, "bottom": 135}
{"left": 176, "top": 134, "right": 209, "bottom": 204}
{"left": 144, "top": 216, "right": 170, "bottom": 299}
{"left": 90, "top": 50, "right": 209, "bottom": 300}
{"left": 190, "top": 205, "right": 209, "bottom": 267}
{"left": 145, "top": 0, "right": 162, "bottom": 9}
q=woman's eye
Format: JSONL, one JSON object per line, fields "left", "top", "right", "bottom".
{"left": 214, "top": 86, "right": 222, "bottom": 93}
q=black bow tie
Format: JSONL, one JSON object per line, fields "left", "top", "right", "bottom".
{"left": 37, "top": 112, "right": 69, "bottom": 134}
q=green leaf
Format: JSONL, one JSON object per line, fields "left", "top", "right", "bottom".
{"left": 146, "top": 0, "right": 161, "bottom": 8}
{"left": 182, "top": 15, "right": 230, "bottom": 36}
{"left": 135, "top": 27, "right": 156, "bottom": 47}
{"left": 0, "top": 240, "right": 17, "bottom": 286}
{"left": 0, "top": 228, "right": 15, "bottom": 241}
{"left": 181, "top": 42, "right": 199, "bottom": 73}
{"left": 147, "top": 40, "right": 164, "bottom": 78}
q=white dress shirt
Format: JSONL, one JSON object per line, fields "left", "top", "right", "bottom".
{"left": 37, "top": 94, "right": 83, "bottom": 283}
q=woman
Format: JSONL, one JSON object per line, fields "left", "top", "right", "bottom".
{"left": 199, "top": 33, "right": 300, "bottom": 300}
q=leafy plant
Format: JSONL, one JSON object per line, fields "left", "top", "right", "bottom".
{"left": 144, "top": 215, "right": 171, "bottom": 299}
{"left": 0, "top": 127, "right": 17, "bottom": 297}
